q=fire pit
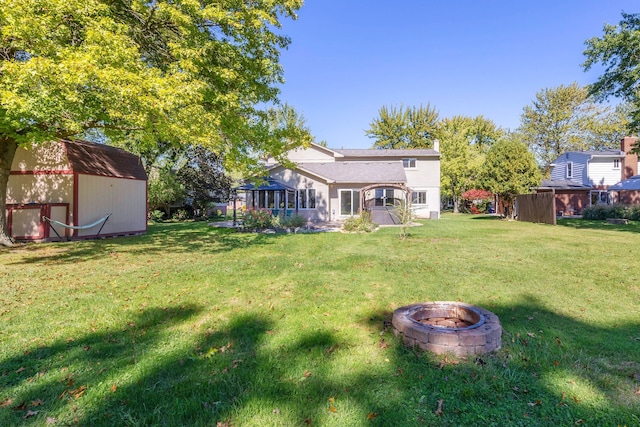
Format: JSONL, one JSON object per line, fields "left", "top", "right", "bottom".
{"left": 392, "top": 302, "right": 502, "bottom": 357}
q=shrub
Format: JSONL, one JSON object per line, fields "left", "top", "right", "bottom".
{"left": 342, "top": 211, "right": 377, "bottom": 233}
{"left": 582, "top": 204, "right": 628, "bottom": 220}
{"left": 242, "top": 209, "right": 273, "bottom": 230}
{"left": 628, "top": 205, "right": 640, "bottom": 221}
{"left": 150, "top": 210, "right": 165, "bottom": 222}
{"left": 285, "top": 214, "right": 307, "bottom": 228}
{"left": 172, "top": 209, "right": 190, "bottom": 221}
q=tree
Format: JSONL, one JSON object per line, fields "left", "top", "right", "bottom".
{"left": 366, "top": 104, "right": 439, "bottom": 149}
{"left": 480, "top": 136, "right": 542, "bottom": 219}
{"left": 0, "top": 0, "right": 303, "bottom": 245}
{"left": 148, "top": 163, "right": 184, "bottom": 217}
{"left": 583, "top": 12, "right": 640, "bottom": 137}
{"left": 435, "top": 115, "right": 503, "bottom": 213}
{"left": 519, "top": 83, "right": 629, "bottom": 176}
{"left": 176, "top": 145, "right": 232, "bottom": 214}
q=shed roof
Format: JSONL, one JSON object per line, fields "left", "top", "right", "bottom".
{"left": 63, "top": 139, "right": 147, "bottom": 180}
{"left": 297, "top": 161, "right": 407, "bottom": 184}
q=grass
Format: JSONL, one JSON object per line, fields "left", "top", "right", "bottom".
{"left": 1, "top": 214, "right": 639, "bottom": 426}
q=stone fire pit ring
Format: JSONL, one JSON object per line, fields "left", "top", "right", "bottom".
{"left": 392, "top": 301, "right": 502, "bottom": 357}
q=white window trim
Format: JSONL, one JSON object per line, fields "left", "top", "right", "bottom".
{"left": 298, "top": 188, "right": 316, "bottom": 210}
{"left": 411, "top": 190, "right": 428, "bottom": 205}
{"left": 613, "top": 159, "right": 621, "bottom": 170}
{"left": 566, "top": 161, "right": 573, "bottom": 179}
{"left": 402, "top": 158, "right": 417, "bottom": 169}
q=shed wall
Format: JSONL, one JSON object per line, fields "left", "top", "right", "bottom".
{"left": 76, "top": 174, "right": 147, "bottom": 237}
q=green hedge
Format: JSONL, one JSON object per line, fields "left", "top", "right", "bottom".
{"left": 581, "top": 204, "right": 640, "bottom": 220}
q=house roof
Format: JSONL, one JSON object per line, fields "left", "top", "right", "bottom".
{"left": 609, "top": 175, "right": 640, "bottom": 191}
{"left": 236, "top": 178, "right": 296, "bottom": 191}
{"left": 296, "top": 161, "right": 407, "bottom": 184}
{"left": 538, "top": 179, "right": 592, "bottom": 190}
{"left": 63, "top": 139, "right": 147, "bottom": 180}
{"left": 333, "top": 148, "right": 439, "bottom": 157}
{"left": 561, "top": 149, "right": 624, "bottom": 158}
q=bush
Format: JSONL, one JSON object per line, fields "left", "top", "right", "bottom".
{"left": 628, "top": 205, "right": 640, "bottom": 221}
{"left": 342, "top": 211, "right": 377, "bottom": 233}
{"left": 150, "top": 210, "right": 165, "bottom": 222}
{"left": 242, "top": 209, "right": 274, "bottom": 230}
{"left": 582, "top": 204, "right": 628, "bottom": 220}
{"left": 172, "top": 209, "right": 190, "bottom": 221}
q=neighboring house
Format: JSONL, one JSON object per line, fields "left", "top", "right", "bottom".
{"left": 537, "top": 136, "right": 639, "bottom": 215}
{"left": 240, "top": 142, "right": 441, "bottom": 224}
{"left": 7, "top": 139, "right": 148, "bottom": 241}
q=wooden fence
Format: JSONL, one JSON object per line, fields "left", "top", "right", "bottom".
{"left": 516, "top": 192, "right": 556, "bottom": 225}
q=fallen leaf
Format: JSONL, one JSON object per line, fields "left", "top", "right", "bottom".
{"left": 12, "top": 401, "right": 27, "bottom": 411}
{"left": 303, "top": 371, "right": 311, "bottom": 378}
{"left": 266, "top": 330, "right": 275, "bottom": 335}
{"left": 30, "top": 399, "right": 43, "bottom": 407}
{"left": 46, "top": 417, "right": 58, "bottom": 425}
{"left": 328, "top": 406, "right": 337, "bottom": 413}
{"left": 1, "top": 398, "right": 12, "bottom": 408}
{"left": 527, "top": 332, "right": 536, "bottom": 338}
{"left": 328, "top": 397, "right": 335, "bottom": 404}
{"left": 555, "top": 337, "right": 562, "bottom": 346}
{"left": 24, "top": 410, "right": 39, "bottom": 418}
{"left": 304, "top": 418, "right": 312, "bottom": 425}
{"left": 367, "top": 412, "right": 378, "bottom": 420}
{"left": 216, "top": 421, "right": 231, "bottom": 427}
{"left": 272, "top": 408, "right": 280, "bottom": 414}
{"left": 435, "top": 399, "right": 444, "bottom": 416}
{"left": 110, "top": 384, "right": 117, "bottom": 393}
{"left": 635, "top": 387, "right": 640, "bottom": 395}
{"left": 70, "top": 385, "right": 86, "bottom": 399}
{"left": 16, "top": 367, "right": 26, "bottom": 373}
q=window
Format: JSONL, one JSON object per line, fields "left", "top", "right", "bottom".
{"left": 412, "top": 191, "right": 427, "bottom": 205}
{"left": 286, "top": 190, "right": 296, "bottom": 209}
{"left": 613, "top": 159, "right": 621, "bottom": 169}
{"left": 566, "top": 161, "right": 573, "bottom": 178}
{"left": 402, "top": 158, "right": 416, "bottom": 168}
{"left": 297, "top": 189, "right": 316, "bottom": 210}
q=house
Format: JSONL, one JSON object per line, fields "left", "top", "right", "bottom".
{"left": 240, "top": 142, "right": 441, "bottom": 224}
{"left": 537, "top": 137, "right": 639, "bottom": 216}
{"left": 6, "top": 139, "right": 147, "bottom": 241}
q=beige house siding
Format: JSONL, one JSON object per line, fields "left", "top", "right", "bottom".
{"left": 76, "top": 174, "right": 147, "bottom": 237}
{"left": 11, "top": 141, "right": 71, "bottom": 172}
{"left": 269, "top": 167, "right": 329, "bottom": 221}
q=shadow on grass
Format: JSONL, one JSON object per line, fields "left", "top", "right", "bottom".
{"left": 357, "top": 296, "right": 640, "bottom": 426}
{"left": 2, "top": 298, "right": 638, "bottom": 426}
{"left": 5, "top": 222, "right": 283, "bottom": 265}
{"left": 556, "top": 218, "right": 640, "bottom": 233}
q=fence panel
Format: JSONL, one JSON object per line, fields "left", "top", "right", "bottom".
{"left": 517, "top": 192, "right": 556, "bottom": 225}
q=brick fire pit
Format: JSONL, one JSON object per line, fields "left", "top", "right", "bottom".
{"left": 392, "top": 302, "right": 502, "bottom": 357}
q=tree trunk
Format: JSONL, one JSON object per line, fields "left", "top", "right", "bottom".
{"left": 451, "top": 182, "right": 460, "bottom": 213}
{"left": 0, "top": 138, "right": 19, "bottom": 246}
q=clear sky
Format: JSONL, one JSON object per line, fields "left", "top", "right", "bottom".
{"left": 276, "top": 1, "right": 639, "bottom": 149}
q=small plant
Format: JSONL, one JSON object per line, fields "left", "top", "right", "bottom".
{"left": 242, "top": 209, "right": 274, "bottom": 230}
{"left": 582, "top": 204, "right": 627, "bottom": 220}
{"left": 342, "top": 210, "right": 377, "bottom": 233}
{"left": 150, "top": 210, "right": 165, "bottom": 222}
{"left": 392, "top": 200, "right": 415, "bottom": 239}
{"left": 172, "top": 209, "right": 190, "bottom": 221}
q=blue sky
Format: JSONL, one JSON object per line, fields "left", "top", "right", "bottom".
{"left": 276, "top": 1, "right": 638, "bottom": 149}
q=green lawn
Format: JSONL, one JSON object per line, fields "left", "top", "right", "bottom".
{"left": 1, "top": 214, "right": 639, "bottom": 426}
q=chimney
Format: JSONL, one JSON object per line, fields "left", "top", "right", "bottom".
{"left": 621, "top": 136, "right": 638, "bottom": 179}
{"left": 433, "top": 139, "right": 440, "bottom": 152}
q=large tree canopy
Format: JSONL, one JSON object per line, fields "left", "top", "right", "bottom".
{"left": 0, "top": 0, "right": 304, "bottom": 245}
{"left": 518, "top": 83, "right": 629, "bottom": 175}
{"left": 434, "top": 115, "right": 503, "bottom": 213}
{"left": 583, "top": 12, "right": 640, "bottom": 134}
{"left": 480, "top": 135, "right": 541, "bottom": 219}
{"left": 365, "top": 104, "right": 439, "bottom": 149}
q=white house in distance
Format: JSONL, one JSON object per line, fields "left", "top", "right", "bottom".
{"left": 7, "top": 139, "right": 147, "bottom": 241}
{"left": 240, "top": 142, "right": 441, "bottom": 224}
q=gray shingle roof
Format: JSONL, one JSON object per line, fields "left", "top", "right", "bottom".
{"left": 539, "top": 179, "right": 591, "bottom": 189}
{"left": 297, "top": 161, "right": 407, "bottom": 183}
{"left": 333, "top": 148, "right": 438, "bottom": 157}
